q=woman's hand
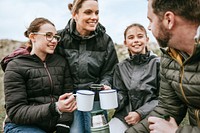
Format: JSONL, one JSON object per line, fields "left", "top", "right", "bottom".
{"left": 124, "top": 111, "right": 141, "bottom": 125}
{"left": 102, "top": 85, "right": 111, "bottom": 90}
{"left": 57, "top": 93, "right": 77, "bottom": 113}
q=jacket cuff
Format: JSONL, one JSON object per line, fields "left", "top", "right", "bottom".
{"left": 49, "top": 102, "right": 60, "bottom": 116}
{"left": 135, "top": 110, "right": 144, "bottom": 119}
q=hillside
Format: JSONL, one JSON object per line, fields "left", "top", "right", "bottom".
{"left": 0, "top": 39, "right": 25, "bottom": 132}
{"left": 0, "top": 39, "right": 25, "bottom": 104}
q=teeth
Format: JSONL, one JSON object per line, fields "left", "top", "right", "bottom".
{"left": 133, "top": 44, "right": 141, "bottom": 47}
{"left": 48, "top": 46, "right": 55, "bottom": 49}
{"left": 88, "top": 22, "right": 96, "bottom": 24}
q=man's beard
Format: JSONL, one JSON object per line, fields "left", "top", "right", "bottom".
{"left": 156, "top": 24, "right": 171, "bottom": 48}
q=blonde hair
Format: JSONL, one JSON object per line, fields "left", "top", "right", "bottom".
{"left": 68, "top": 0, "right": 98, "bottom": 14}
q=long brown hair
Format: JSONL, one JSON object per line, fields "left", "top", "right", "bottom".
{"left": 24, "top": 17, "right": 55, "bottom": 47}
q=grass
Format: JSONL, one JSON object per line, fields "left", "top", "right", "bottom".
{"left": 0, "top": 106, "right": 6, "bottom": 132}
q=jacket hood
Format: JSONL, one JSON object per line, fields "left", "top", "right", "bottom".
{"left": 1, "top": 46, "right": 31, "bottom": 72}
{"left": 61, "top": 19, "right": 106, "bottom": 40}
{"left": 128, "top": 51, "right": 157, "bottom": 65}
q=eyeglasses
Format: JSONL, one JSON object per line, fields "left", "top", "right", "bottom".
{"left": 33, "top": 32, "right": 61, "bottom": 42}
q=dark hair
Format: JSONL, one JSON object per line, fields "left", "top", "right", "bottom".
{"left": 24, "top": 17, "right": 55, "bottom": 47}
{"left": 150, "top": 0, "right": 200, "bottom": 23}
{"left": 124, "top": 23, "right": 148, "bottom": 39}
{"left": 68, "top": 0, "right": 98, "bottom": 14}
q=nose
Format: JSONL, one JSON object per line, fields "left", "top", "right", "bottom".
{"left": 148, "top": 23, "right": 151, "bottom": 31}
{"left": 134, "top": 38, "right": 139, "bottom": 43}
{"left": 91, "top": 13, "right": 98, "bottom": 20}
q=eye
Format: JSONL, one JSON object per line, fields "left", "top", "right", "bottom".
{"left": 46, "top": 32, "right": 53, "bottom": 37}
{"left": 137, "top": 33, "right": 145, "bottom": 39}
{"left": 128, "top": 35, "right": 134, "bottom": 40}
{"left": 84, "top": 10, "right": 92, "bottom": 15}
{"left": 138, "top": 35, "right": 144, "bottom": 39}
{"left": 95, "top": 10, "right": 99, "bottom": 15}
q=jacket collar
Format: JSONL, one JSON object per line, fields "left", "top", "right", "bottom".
{"left": 129, "top": 51, "right": 156, "bottom": 65}
{"left": 160, "top": 41, "right": 200, "bottom": 65}
{"left": 65, "top": 19, "right": 106, "bottom": 40}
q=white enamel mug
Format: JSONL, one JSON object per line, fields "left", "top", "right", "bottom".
{"left": 99, "top": 89, "right": 118, "bottom": 110}
{"left": 76, "top": 90, "right": 95, "bottom": 111}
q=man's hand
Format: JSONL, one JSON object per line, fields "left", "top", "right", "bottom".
{"left": 148, "top": 116, "right": 178, "bottom": 133}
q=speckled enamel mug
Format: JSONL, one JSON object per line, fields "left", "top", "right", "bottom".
{"left": 99, "top": 89, "right": 118, "bottom": 110}
{"left": 76, "top": 90, "right": 95, "bottom": 111}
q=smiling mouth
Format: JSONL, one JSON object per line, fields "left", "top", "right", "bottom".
{"left": 132, "top": 44, "right": 142, "bottom": 47}
{"left": 87, "top": 21, "right": 97, "bottom": 26}
{"left": 47, "top": 45, "right": 56, "bottom": 49}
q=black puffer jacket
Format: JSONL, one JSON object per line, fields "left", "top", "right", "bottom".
{"left": 113, "top": 51, "right": 160, "bottom": 124}
{"left": 56, "top": 19, "right": 119, "bottom": 90}
{"left": 3, "top": 54, "right": 73, "bottom": 132}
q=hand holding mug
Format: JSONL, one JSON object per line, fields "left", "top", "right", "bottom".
{"left": 102, "top": 84, "right": 111, "bottom": 90}
{"left": 57, "top": 93, "right": 77, "bottom": 113}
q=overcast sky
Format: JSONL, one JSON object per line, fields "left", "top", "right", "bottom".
{"left": 0, "top": 0, "right": 156, "bottom": 44}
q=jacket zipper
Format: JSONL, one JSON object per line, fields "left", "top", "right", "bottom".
{"left": 169, "top": 55, "right": 189, "bottom": 104}
{"left": 179, "top": 43, "right": 198, "bottom": 104}
{"left": 43, "top": 62, "right": 54, "bottom": 129}
{"left": 166, "top": 40, "right": 200, "bottom": 127}
{"left": 171, "top": 47, "right": 200, "bottom": 125}
{"left": 179, "top": 66, "right": 189, "bottom": 104}
{"left": 43, "top": 62, "right": 54, "bottom": 102}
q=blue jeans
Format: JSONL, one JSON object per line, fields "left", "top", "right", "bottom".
{"left": 70, "top": 101, "right": 107, "bottom": 133}
{"left": 4, "top": 123, "right": 46, "bottom": 133}
{"left": 70, "top": 110, "right": 91, "bottom": 133}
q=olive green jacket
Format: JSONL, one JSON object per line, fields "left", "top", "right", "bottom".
{"left": 126, "top": 40, "right": 200, "bottom": 133}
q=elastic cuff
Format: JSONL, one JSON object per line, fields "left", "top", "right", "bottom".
{"left": 56, "top": 124, "right": 70, "bottom": 129}
{"left": 56, "top": 124, "right": 70, "bottom": 133}
{"left": 49, "top": 102, "right": 59, "bottom": 116}
{"left": 55, "top": 102, "right": 63, "bottom": 115}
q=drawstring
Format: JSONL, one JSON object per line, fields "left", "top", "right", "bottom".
{"left": 195, "top": 109, "right": 200, "bottom": 127}
{"left": 194, "top": 25, "right": 200, "bottom": 43}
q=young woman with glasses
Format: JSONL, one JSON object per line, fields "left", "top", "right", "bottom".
{"left": 2, "top": 17, "right": 77, "bottom": 133}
